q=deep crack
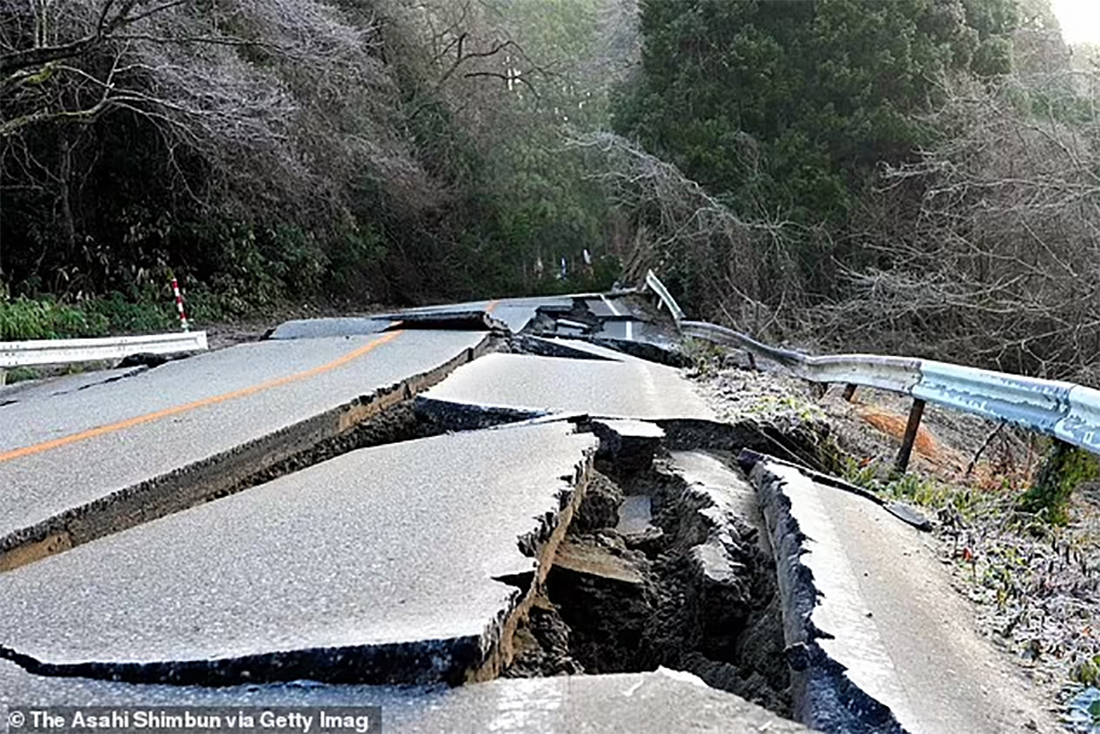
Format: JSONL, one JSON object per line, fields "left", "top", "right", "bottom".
{"left": 504, "top": 431, "right": 805, "bottom": 720}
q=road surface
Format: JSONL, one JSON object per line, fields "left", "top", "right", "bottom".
{"left": 0, "top": 663, "right": 808, "bottom": 733}
{"left": 766, "top": 463, "right": 1059, "bottom": 734}
{"left": 421, "top": 352, "right": 715, "bottom": 420}
{"left": 1, "top": 287, "right": 1052, "bottom": 734}
{"left": 0, "top": 330, "right": 488, "bottom": 563}
{"left": 0, "top": 422, "right": 595, "bottom": 686}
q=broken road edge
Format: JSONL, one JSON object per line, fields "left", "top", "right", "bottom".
{"left": 741, "top": 452, "right": 909, "bottom": 734}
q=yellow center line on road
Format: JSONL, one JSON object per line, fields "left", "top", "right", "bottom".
{"left": 0, "top": 330, "right": 405, "bottom": 465}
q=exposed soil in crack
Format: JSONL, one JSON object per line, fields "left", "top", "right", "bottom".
{"left": 504, "top": 451, "right": 794, "bottom": 718}
{"left": 501, "top": 592, "right": 584, "bottom": 678}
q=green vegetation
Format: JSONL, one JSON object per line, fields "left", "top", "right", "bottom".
{"left": 1, "top": 366, "right": 41, "bottom": 385}
{"left": 617, "top": 0, "right": 1008, "bottom": 222}
{"left": 0, "top": 293, "right": 172, "bottom": 341}
{"left": 2, "top": 0, "right": 1097, "bottom": 392}
{"left": 612, "top": 0, "right": 1018, "bottom": 296}
{"left": 602, "top": 0, "right": 1099, "bottom": 383}
{"left": 841, "top": 458, "right": 989, "bottom": 521}
{"left": 841, "top": 446, "right": 1100, "bottom": 529}
{"left": 0, "top": 296, "right": 107, "bottom": 341}
{"left": 1073, "top": 655, "right": 1100, "bottom": 687}
{"left": 1019, "top": 440, "right": 1100, "bottom": 525}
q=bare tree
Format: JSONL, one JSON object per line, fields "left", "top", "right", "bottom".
{"left": 818, "top": 73, "right": 1100, "bottom": 384}
{"left": 567, "top": 131, "right": 804, "bottom": 333}
{"left": 0, "top": 0, "right": 452, "bottom": 290}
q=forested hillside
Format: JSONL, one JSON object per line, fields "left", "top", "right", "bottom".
{"left": 0, "top": 0, "right": 634, "bottom": 333}
{"left": 605, "top": 0, "right": 1099, "bottom": 384}
{"left": 2, "top": 0, "right": 1098, "bottom": 387}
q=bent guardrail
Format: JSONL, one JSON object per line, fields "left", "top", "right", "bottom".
{"left": 0, "top": 331, "right": 208, "bottom": 370}
{"left": 648, "top": 269, "right": 1099, "bottom": 458}
{"left": 681, "top": 319, "right": 1100, "bottom": 456}
{"left": 682, "top": 321, "right": 922, "bottom": 393}
{"left": 644, "top": 269, "right": 685, "bottom": 324}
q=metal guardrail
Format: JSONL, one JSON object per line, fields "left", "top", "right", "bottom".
{"left": 644, "top": 269, "right": 685, "bottom": 324}
{"left": 682, "top": 319, "right": 1100, "bottom": 455}
{"left": 682, "top": 321, "right": 923, "bottom": 393}
{"left": 0, "top": 331, "right": 208, "bottom": 370}
{"left": 638, "top": 257, "right": 1100, "bottom": 458}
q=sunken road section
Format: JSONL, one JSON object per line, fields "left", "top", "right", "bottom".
{"left": 0, "top": 421, "right": 597, "bottom": 687}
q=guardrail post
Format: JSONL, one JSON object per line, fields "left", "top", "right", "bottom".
{"left": 644, "top": 270, "right": 685, "bottom": 326}
{"left": 895, "top": 398, "right": 926, "bottom": 474}
{"left": 843, "top": 384, "right": 857, "bottom": 402}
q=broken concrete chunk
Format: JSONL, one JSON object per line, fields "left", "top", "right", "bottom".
{"left": 593, "top": 419, "right": 666, "bottom": 473}
{"left": 553, "top": 539, "right": 646, "bottom": 586}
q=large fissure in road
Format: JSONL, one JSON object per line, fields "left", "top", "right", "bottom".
{"left": 500, "top": 421, "right": 832, "bottom": 721}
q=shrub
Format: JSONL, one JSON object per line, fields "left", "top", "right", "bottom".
{"left": 1018, "top": 440, "right": 1100, "bottom": 525}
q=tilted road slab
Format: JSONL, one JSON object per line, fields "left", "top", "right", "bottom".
{"left": 0, "top": 330, "right": 489, "bottom": 569}
{"left": 0, "top": 422, "right": 596, "bottom": 686}
{"left": 421, "top": 352, "right": 716, "bottom": 420}
{"left": 751, "top": 461, "right": 1059, "bottom": 734}
{"left": 377, "top": 295, "right": 577, "bottom": 335}
{"left": 0, "top": 663, "right": 808, "bottom": 733}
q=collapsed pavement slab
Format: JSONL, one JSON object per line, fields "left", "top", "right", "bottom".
{"left": 745, "top": 458, "right": 1060, "bottom": 734}
{"left": 0, "top": 660, "right": 809, "bottom": 733}
{"left": 0, "top": 422, "right": 596, "bottom": 687}
{"left": 592, "top": 419, "right": 665, "bottom": 473}
{"left": 421, "top": 352, "right": 716, "bottom": 421}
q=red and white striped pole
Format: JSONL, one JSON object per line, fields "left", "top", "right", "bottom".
{"left": 171, "top": 276, "right": 190, "bottom": 332}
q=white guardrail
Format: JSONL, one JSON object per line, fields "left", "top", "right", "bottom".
{"left": 644, "top": 269, "right": 685, "bottom": 324}
{"left": 680, "top": 319, "right": 1100, "bottom": 454}
{"left": 639, "top": 271, "right": 1100, "bottom": 455}
{"left": 0, "top": 331, "right": 208, "bottom": 370}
